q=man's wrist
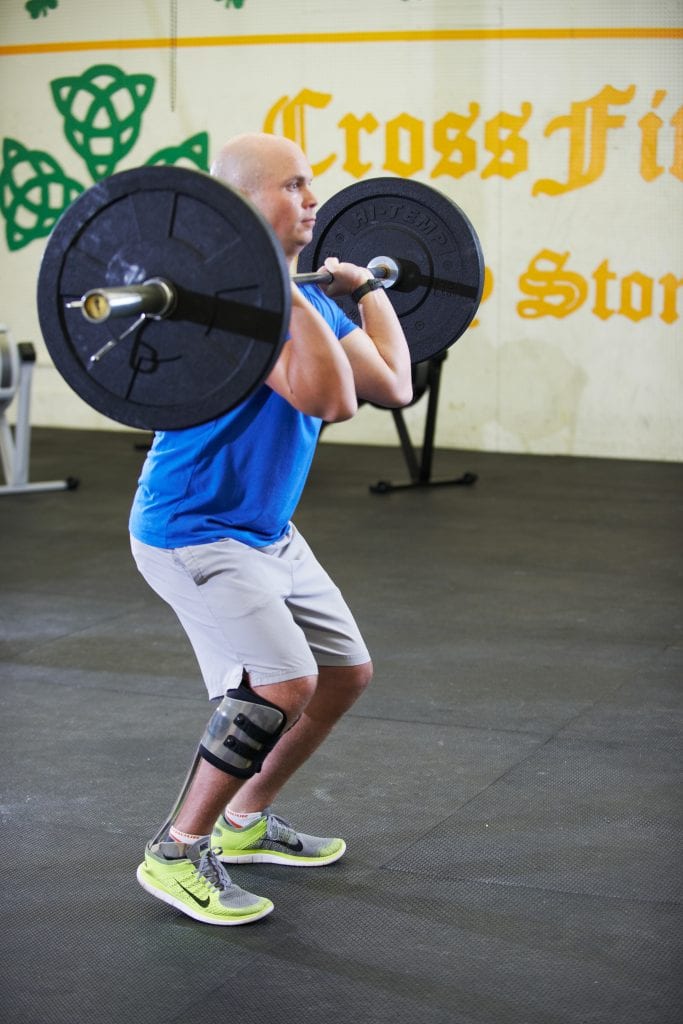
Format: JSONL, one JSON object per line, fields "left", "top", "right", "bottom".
{"left": 351, "top": 278, "right": 385, "bottom": 304}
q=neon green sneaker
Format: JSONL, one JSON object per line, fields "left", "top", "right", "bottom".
{"left": 136, "top": 836, "right": 273, "bottom": 925}
{"left": 212, "top": 811, "right": 346, "bottom": 867}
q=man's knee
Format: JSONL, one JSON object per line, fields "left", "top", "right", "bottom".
{"left": 311, "top": 661, "right": 374, "bottom": 719}
{"left": 250, "top": 673, "right": 318, "bottom": 723}
{"left": 345, "top": 660, "right": 373, "bottom": 697}
{"left": 199, "top": 681, "right": 288, "bottom": 779}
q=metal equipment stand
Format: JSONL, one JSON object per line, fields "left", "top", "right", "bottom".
{"left": 370, "top": 352, "right": 478, "bottom": 494}
{"left": 0, "top": 328, "right": 78, "bottom": 495}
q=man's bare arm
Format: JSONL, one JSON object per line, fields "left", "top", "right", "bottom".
{"left": 266, "top": 282, "right": 358, "bottom": 422}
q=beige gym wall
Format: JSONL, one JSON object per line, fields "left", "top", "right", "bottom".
{"left": 1, "top": 0, "right": 681, "bottom": 460}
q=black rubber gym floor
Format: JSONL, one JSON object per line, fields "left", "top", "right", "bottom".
{"left": 1, "top": 428, "right": 681, "bottom": 1024}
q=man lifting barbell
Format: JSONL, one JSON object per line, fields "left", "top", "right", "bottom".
{"left": 36, "top": 130, "right": 483, "bottom": 925}
{"left": 129, "top": 132, "right": 413, "bottom": 925}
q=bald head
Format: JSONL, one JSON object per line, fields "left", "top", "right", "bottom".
{"left": 210, "top": 133, "right": 308, "bottom": 197}
{"left": 210, "top": 133, "right": 317, "bottom": 260}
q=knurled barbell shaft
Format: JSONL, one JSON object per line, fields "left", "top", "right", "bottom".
{"left": 292, "top": 256, "right": 399, "bottom": 288}
{"left": 66, "top": 258, "right": 401, "bottom": 324}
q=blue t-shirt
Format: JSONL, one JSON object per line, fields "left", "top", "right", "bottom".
{"left": 128, "top": 285, "right": 357, "bottom": 549}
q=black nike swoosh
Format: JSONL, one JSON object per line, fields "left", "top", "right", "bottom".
{"left": 177, "top": 881, "right": 211, "bottom": 908}
{"left": 280, "top": 838, "right": 304, "bottom": 853}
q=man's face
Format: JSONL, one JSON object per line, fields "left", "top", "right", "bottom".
{"left": 248, "top": 147, "right": 318, "bottom": 261}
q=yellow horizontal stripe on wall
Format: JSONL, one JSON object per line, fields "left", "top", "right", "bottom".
{"left": 1, "top": 26, "right": 682, "bottom": 57}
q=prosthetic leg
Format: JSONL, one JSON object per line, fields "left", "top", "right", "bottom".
{"left": 151, "top": 681, "right": 287, "bottom": 845}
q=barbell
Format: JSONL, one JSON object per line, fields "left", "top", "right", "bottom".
{"left": 66, "top": 258, "right": 399, "bottom": 335}
{"left": 37, "top": 166, "right": 484, "bottom": 431}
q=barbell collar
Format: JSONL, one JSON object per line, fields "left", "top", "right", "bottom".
{"left": 66, "top": 277, "right": 176, "bottom": 323}
{"left": 366, "top": 256, "right": 400, "bottom": 288}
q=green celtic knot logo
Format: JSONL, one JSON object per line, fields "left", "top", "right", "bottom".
{"left": 51, "top": 65, "right": 155, "bottom": 181}
{"left": 0, "top": 64, "right": 210, "bottom": 251}
{"left": 0, "top": 139, "right": 83, "bottom": 251}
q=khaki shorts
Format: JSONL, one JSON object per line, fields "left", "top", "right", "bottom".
{"left": 130, "top": 526, "right": 370, "bottom": 700}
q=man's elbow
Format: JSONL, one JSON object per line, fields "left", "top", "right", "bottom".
{"left": 395, "top": 381, "right": 415, "bottom": 408}
{"left": 378, "top": 379, "right": 414, "bottom": 409}
{"left": 317, "top": 394, "right": 358, "bottom": 422}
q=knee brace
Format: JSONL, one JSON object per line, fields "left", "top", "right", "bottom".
{"left": 198, "top": 683, "right": 287, "bottom": 779}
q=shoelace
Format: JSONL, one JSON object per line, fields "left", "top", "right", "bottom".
{"left": 196, "top": 846, "right": 233, "bottom": 892}
{"left": 265, "top": 813, "right": 299, "bottom": 845}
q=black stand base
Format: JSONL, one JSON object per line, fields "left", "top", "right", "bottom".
{"left": 369, "top": 352, "right": 478, "bottom": 495}
{"left": 370, "top": 470, "right": 477, "bottom": 494}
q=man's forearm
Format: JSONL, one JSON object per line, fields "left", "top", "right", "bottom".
{"left": 356, "top": 289, "right": 413, "bottom": 403}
